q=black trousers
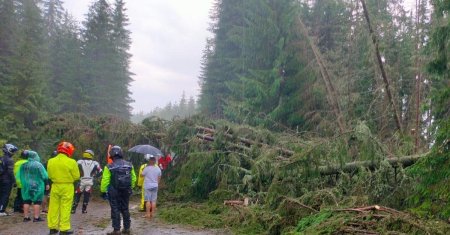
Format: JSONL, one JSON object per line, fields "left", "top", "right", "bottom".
{"left": 13, "top": 188, "right": 24, "bottom": 212}
{"left": 72, "top": 191, "right": 91, "bottom": 212}
{"left": 108, "top": 187, "right": 132, "bottom": 231}
{"left": 0, "top": 181, "right": 13, "bottom": 212}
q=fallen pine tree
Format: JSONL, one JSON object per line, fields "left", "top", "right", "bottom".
{"left": 318, "top": 153, "right": 428, "bottom": 175}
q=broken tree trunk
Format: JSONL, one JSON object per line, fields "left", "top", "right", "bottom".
{"left": 196, "top": 126, "right": 294, "bottom": 156}
{"left": 296, "top": 16, "right": 347, "bottom": 134}
{"left": 318, "top": 153, "right": 427, "bottom": 175}
{"left": 360, "top": 0, "right": 403, "bottom": 133}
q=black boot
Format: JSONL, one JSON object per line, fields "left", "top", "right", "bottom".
{"left": 60, "top": 230, "right": 74, "bottom": 235}
{"left": 49, "top": 229, "right": 59, "bottom": 234}
{"left": 106, "top": 230, "right": 121, "bottom": 235}
{"left": 82, "top": 203, "right": 87, "bottom": 214}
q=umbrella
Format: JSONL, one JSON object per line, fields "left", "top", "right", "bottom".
{"left": 128, "top": 144, "right": 162, "bottom": 157}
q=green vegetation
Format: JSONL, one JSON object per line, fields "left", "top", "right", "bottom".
{"left": 0, "top": 0, "right": 448, "bottom": 234}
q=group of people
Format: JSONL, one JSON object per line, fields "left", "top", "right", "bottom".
{"left": 0, "top": 142, "right": 172, "bottom": 235}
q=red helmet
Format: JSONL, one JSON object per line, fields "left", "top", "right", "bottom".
{"left": 57, "top": 141, "right": 75, "bottom": 157}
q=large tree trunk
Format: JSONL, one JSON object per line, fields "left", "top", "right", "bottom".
{"left": 319, "top": 153, "right": 426, "bottom": 175}
{"left": 296, "top": 16, "right": 347, "bottom": 134}
{"left": 414, "top": 0, "right": 423, "bottom": 153}
{"left": 359, "top": 0, "right": 403, "bottom": 133}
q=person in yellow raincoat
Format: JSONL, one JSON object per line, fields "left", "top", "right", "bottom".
{"left": 47, "top": 142, "right": 79, "bottom": 235}
{"left": 13, "top": 151, "right": 28, "bottom": 213}
{"left": 137, "top": 154, "right": 154, "bottom": 212}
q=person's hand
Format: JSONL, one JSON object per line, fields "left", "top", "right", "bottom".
{"left": 101, "top": 192, "right": 108, "bottom": 200}
{"left": 45, "top": 185, "right": 50, "bottom": 190}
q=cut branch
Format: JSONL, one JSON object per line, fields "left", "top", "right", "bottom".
{"left": 360, "top": 0, "right": 403, "bottom": 132}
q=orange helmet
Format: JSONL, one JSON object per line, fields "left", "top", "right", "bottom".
{"left": 57, "top": 141, "right": 75, "bottom": 157}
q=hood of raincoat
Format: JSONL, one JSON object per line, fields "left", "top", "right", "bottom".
{"left": 27, "top": 150, "right": 41, "bottom": 162}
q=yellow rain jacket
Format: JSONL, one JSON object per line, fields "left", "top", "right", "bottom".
{"left": 47, "top": 153, "right": 80, "bottom": 232}
{"left": 137, "top": 163, "right": 147, "bottom": 210}
{"left": 13, "top": 159, "right": 27, "bottom": 188}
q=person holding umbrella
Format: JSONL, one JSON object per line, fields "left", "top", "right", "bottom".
{"left": 141, "top": 155, "right": 161, "bottom": 219}
{"left": 129, "top": 144, "right": 162, "bottom": 212}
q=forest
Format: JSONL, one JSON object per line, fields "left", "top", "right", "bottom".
{"left": 0, "top": 0, "right": 449, "bottom": 234}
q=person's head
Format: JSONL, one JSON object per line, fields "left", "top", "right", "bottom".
{"left": 144, "top": 154, "right": 152, "bottom": 161}
{"left": 148, "top": 155, "right": 156, "bottom": 164}
{"left": 82, "top": 149, "right": 95, "bottom": 159}
{"left": 109, "top": 145, "right": 123, "bottom": 159}
{"left": 2, "top": 143, "right": 18, "bottom": 156}
{"left": 57, "top": 141, "right": 75, "bottom": 157}
{"left": 51, "top": 150, "right": 58, "bottom": 158}
{"left": 22, "top": 150, "right": 40, "bottom": 162}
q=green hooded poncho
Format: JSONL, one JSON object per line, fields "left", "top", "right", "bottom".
{"left": 17, "top": 151, "right": 48, "bottom": 202}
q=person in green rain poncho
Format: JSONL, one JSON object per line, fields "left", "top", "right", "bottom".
{"left": 17, "top": 150, "right": 49, "bottom": 222}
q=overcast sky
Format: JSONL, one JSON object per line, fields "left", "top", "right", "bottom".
{"left": 64, "top": 0, "right": 214, "bottom": 114}
{"left": 64, "top": 0, "right": 416, "bottom": 114}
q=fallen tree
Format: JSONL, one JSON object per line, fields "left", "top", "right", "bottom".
{"left": 318, "top": 153, "right": 427, "bottom": 175}
{"left": 196, "top": 126, "right": 295, "bottom": 156}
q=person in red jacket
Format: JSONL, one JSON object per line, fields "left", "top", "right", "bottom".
{"left": 157, "top": 151, "right": 172, "bottom": 171}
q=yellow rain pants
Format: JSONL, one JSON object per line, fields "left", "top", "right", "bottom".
{"left": 137, "top": 163, "right": 147, "bottom": 210}
{"left": 48, "top": 183, "right": 74, "bottom": 231}
{"left": 47, "top": 153, "right": 80, "bottom": 232}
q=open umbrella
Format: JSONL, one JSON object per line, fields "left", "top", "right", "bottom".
{"left": 128, "top": 144, "right": 162, "bottom": 156}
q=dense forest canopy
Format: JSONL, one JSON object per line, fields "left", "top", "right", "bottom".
{"left": 198, "top": 0, "right": 448, "bottom": 152}
{"left": 0, "top": 0, "right": 133, "bottom": 142}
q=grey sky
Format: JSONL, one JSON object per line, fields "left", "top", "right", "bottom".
{"left": 64, "top": 0, "right": 214, "bottom": 113}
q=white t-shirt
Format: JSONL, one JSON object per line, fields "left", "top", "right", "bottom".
{"left": 142, "top": 165, "right": 161, "bottom": 189}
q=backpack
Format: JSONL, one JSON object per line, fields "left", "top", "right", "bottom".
{"left": 108, "top": 161, "right": 132, "bottom": 190}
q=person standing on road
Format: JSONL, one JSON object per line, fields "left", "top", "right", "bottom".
{"left": 141, "top": 155, "right": 161, "bottom": 219}
{"left": 0, "top": 144, "right": 18, "bottom": 216}
{"left": 71, "top": 149, "right": 102, "bottom": 214}
{"left": 137, "top": 154, "right": 157, "bottom": 212}
{"left": 101, "top": 145, "right": 136, "bottom": 235}
{"left": 17, "top": 150, "right": 49, "bottom": 222}
{"left": 47, "top": 142, "right": 80, "bottom": 235}
{"left": 13, "top": 150, "right": 28, "bottom": 213}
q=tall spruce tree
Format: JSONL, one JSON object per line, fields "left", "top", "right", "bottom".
{"left": 198, "top": 0, "right": 245, "bottom": 118}
{"left": 8, "top": 0, "right": 48, "bottom": 132}
{"left": 111, "top": 0, "right": 133, "bottom": 119}
{"left": 82, "top": 0, "right": 132, "bottom": 119}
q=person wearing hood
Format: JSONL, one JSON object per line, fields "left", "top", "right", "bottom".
{"left": 17, "top": 150, "right": 49, "bottom": 222}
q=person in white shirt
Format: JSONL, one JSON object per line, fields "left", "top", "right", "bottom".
{"left": 141, "top": 155, "right": 161, "bottom": 219}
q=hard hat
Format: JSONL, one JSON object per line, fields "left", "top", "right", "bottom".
{"left": 57, "top": 141, "right": 75, "bottom": 157}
